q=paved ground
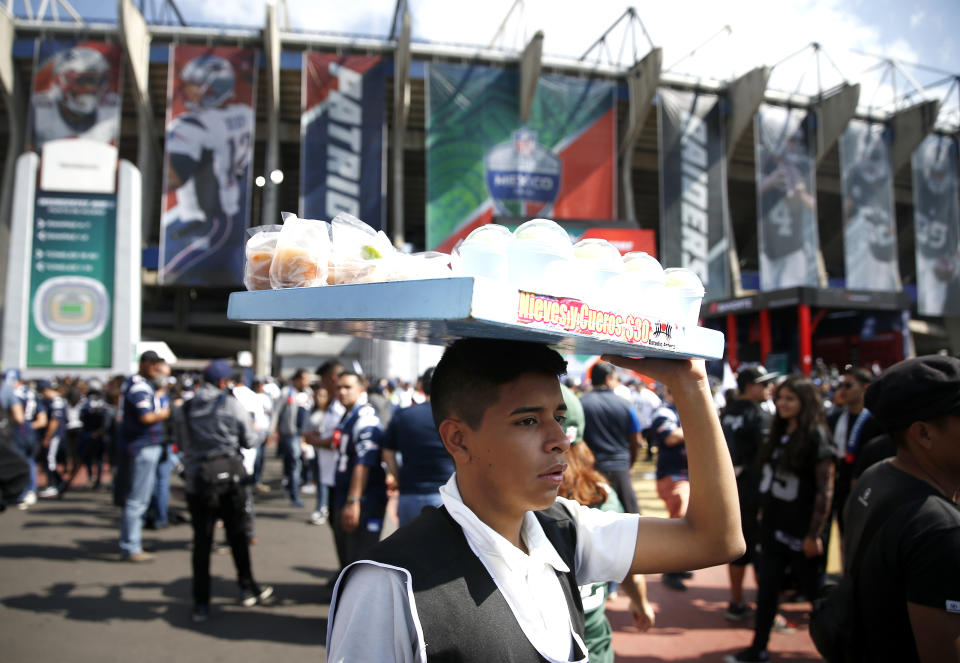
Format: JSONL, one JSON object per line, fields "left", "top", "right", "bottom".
{"left": 0, "top": 452, "right": 825, "bottom": 662}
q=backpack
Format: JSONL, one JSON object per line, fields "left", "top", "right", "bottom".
{"left": 808, "top": 496, "right": 914, "bottom": 662}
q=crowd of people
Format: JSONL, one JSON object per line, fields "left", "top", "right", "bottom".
{"left": 1, "top": 346, "right": 957, "bottom": 661}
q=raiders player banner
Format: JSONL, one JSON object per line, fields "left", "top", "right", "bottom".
{"left": 838, "top": 120, "right": 901, "bottom": 291}
{"left": 426, "top": 63, "right": 616, "bottom": 251}
{"left": 28, "top": 40, "right": 123, "bottom": 153}
{"left": 159, "top": 45, "right": 258, "bottom": 286}
{"left": 301, "top": 53, "right": 387, "bottom": 229}
{"left": 911, "top": 133, "right": 960, "bottom": 316}
{"left": 657, "top": 88, "right": 732, "bottom": 302}
{"left": 754, "top": 104, "right": 821, "bottom": 291}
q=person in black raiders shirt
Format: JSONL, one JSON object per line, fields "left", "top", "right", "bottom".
{"left": 726, "top": 375, "right": 835, "bottom": 663}
{"left": 842, "top": 355, "right": 960, "bottom": 663}
{"left": 720, "top": 365, "right": 777, "bottom": 621}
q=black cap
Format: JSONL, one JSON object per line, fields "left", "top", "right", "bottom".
{"left": 737, "top": 365, "right": 779, "bottom": 393}
{"left": 140, "top": 350, "right": 163, "bottom": 364}
{"left": 203, "top": 359, "right": 233, "bottom": 384}
{"left": 865, "top": 355, "right": 960, "bottom": 431}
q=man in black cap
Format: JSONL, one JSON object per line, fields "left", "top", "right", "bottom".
{"left": 179, "top": 359, "right": 272, "bottom": 623}
{"left": 720, "top": 365, "right": 777, "bottom": 620}
{"left": 842, "top": 354, "right": 960, "bottom": 662}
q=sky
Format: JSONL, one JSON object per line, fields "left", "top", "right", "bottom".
{"left": 11, "top": 0, "right": 960, "bottom": 125}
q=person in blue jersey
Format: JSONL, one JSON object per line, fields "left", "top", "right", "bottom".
{"left": 37, "top": 380, "right": 67, "bottom": 497}
{"left": 118, "top": 351, "right": 171, "bottom": 562}
{"left": 4, "top": 370, "right": 48, "bottom": 509}
{"left": 331, "top": 371, "right": 387, "bottom": 571}
{"left": 327, "top": 339, "right": 744, "bottom": 662}
{"left": 382, "top": 367, "right": 455, "bottom": 527}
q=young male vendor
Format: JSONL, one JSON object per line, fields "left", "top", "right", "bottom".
{"left": 327, "top": 339, "right": 744, "bottom": 662}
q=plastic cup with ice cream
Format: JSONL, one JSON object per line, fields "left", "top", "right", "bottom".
{"left": 507, "top": 218, "right": 575, "bottom": 296}
{"left": 663, "top": 267, "right": 705, "bottom": 326}
{"left": 610, "top": 251, "right": 666, "bottom": 318}
{"left": 244, "top": 225, "right": 282, "bottom": 291}
{"left": 455, "top": 224, "right": 512, "bottom": 280}
{"left": 572, "top": 238, "right": 624, "bottom": 306}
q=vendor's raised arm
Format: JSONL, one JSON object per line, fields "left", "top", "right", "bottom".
{"left": 602, "top": 355, "right": 746, "bottom": 574}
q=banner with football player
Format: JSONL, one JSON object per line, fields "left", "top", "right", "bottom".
{"left": 911, "top": 133, "right": 960, "bottom": 316}
{"left": 28, "top": 40, "right": 123, "bottom": 153}
{"left": 426, "top": 63, "right": 616, "bottom": 251}
{"left": 838, "top": 119, "right": 901, "bottom": 291}
{"left": 657, "top": 88, "right": 732, "bottom": 302}
{"left": 754, "top": 104, "right": 821, "bottom": 291}
{"left": 159, "top": 45, "right": 257, "bottom": 286}
{"left": 300, "top": 53, "right": 387, "bottom": 230}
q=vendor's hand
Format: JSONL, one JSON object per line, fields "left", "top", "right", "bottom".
{"left": 601, "top": 356, "right": 707, "bottom": 392}
{"left": 802, "top": 535, "right": 823, "bottom": 559}
{"left": 341, "top": 501, "right": 361, "bottom": 532}
{"left": 630, "top": 598, "right": 655, "bottom": 632}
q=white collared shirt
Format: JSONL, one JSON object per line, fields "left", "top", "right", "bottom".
{"left": 327, "top": 473, "right": 640, "bottom": 663}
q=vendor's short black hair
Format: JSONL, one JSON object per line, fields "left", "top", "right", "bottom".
{"left": 430, "top": 339, "right": 567, "bottom": 430}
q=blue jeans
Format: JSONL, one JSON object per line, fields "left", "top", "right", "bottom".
{"left": 279, "top": 435, "right": 302, "bottom": 503}
{"left": 149, "top": 448, "right": 178, "bottom": 527}
{"left": 397, "top": 492, "right": 443, "bottom": 527}
{"left": 120, "top": 444, "right": 162, "bottom": 556}
{"left": 252, "top": 443, "right": 266, "bottom": 485}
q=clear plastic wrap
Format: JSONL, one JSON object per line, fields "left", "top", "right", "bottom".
{"left": 243, "top": 225, "right": 282, "bottom": 291}
{"left": 268, "top": 213, "right": 331, "bottom": 289}
{"left": 329, "top": 213, "right": 397, "bottom": 284}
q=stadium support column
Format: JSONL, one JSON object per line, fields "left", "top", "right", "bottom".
{"left": 619, "top": 48, "right": 661, "bottom": 222}
{"left": 254, "top": 0, "right": 283, "bottom": 378}
{"left": 759, "top": 308, "right": 771, "bottom": 365}
{"left": 118, "top": 0, "right": 160, "bottom": 245}
{"left": 888, "top": 99, "right": 941, "bottom": 173}
{"left": 391, "top": 6, "right": 411, "bottom": 249}
{"left": 723, "top": 66, "right": 769, "bottom": 296}
{"left": 0, "top": 9, "right": 26, "bottom": 318}
{"left": 798, "top": 303, "right": 812, "bottom": 376}
{"left": 726, "top": 314, "right": 738, "bottom": 369}
{"left": 519, "top": 31, "right": 543, "bottom": 124}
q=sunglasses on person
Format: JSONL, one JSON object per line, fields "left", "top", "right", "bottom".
{"left": 837, "top": 382, "right": 857, "bottom": 390}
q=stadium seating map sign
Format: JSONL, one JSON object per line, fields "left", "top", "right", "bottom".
{"left": 426, "top": 63, "right": 616, "bottom": 251}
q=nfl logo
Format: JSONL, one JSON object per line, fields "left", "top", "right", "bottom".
{"left": 513, "top": 129, "right": 537, "bottom": 157}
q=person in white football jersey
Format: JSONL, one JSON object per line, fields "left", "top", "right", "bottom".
{"left": 161, "top": 55, "right": 254, "bottom": 283}
{"left": 29, "top": 46, "right": 120, "bottom": 151}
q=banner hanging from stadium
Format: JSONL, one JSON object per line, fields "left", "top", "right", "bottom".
{"left": 911, "top": 133, "right": 960, "bottom": 316}
{"left": 300, "top": 53, "right": 387, "bottom": 230}
{"left": 838, "top": 119, "right": 901, "bottom": 291}
{"left": 159, "top": 45, "right": 257, "bottom": 286}
{"left": 657, "top": 88, "right": 732, "bottom": 302}
{"left": 28, "top": 40, "right": 123, "bottom": 153}
{"left": 754, "top": 104, "right": 821, "bottom": 291}
{"left": 426, "top": 63, "right": 616, "bottom": 251}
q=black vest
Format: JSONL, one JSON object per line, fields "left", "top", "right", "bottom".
{"left": 348, "top": 503, "right": 587, "bottom": 662}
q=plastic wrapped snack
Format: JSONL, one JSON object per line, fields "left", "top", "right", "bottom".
{"left": 454, "top": 224, "right": 513, "bottom": 280}
{"left": 329, "top": 213, "right": 397, "bottom": 284}
{"left": 663, "top": 267, "right": 705, "bottom": 326}
{"left": 573, "top": 238, "right": 624, "bottom": 306}
{"left": 269, "top": 213, "right": 331, "bottom": 289}
{"left": 243, "top": 225, "right": 282, "bottom": 291}
{"left": 507, "top": 218, "right": 575, "bottom": 295}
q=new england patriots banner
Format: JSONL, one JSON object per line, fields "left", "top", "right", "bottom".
{"left": 657, "top": 88, "right": 732, "bottom": 301}
{"left": 28, "top": 40, "right": 123, "bottom": 153}
{"left": 754, "top": 105, "right": 821, "bottom": 291}
{"left": 300, "top": 53, "right": 387, "bottom": 230}
{"left": 839, "top": 120, "right": 901, "bottom": 291}
{"left": 427, "top": 64, "right": 616, "bottom": 251}
{"left": 159, "top": 45, "right": 257, "bottom": 286}
{"left": 911, "top": 133, "right": 960, "bottom": 316}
